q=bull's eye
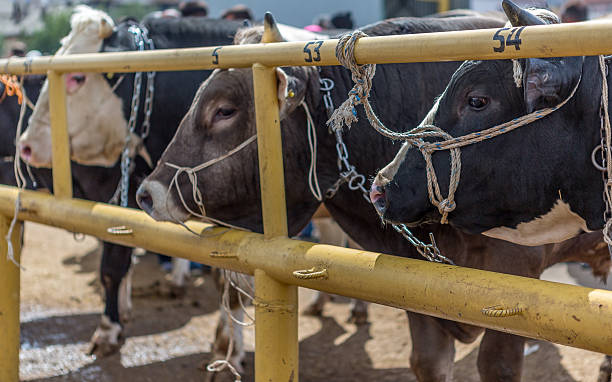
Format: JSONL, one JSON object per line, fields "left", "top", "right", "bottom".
{"left": 214, "top": 107, "right": 237, "bottom": 121}
{"left": 468, "top": 96, "right": 488, "bottom": 110}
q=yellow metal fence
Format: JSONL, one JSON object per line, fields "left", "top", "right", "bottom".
{"left": 2, "top": 21, "right": 612, "bottom": 381}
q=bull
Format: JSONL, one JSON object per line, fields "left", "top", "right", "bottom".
{"left": 372, "top": 0, "right": 607, "bottom": 248}
{"left": 136, "top": 14, "right": 609, "bottom": 381}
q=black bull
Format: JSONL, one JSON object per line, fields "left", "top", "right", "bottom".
{"left": 376, "top": 1, "right": 608, "bottom": 246}
{"left": 138, "top": 16, "right": 610, "bottom": 381}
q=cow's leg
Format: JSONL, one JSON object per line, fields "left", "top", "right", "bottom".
{"left": 598, "top": 355, "right": 612, "bottom": 382}
{"left": 477, "top": 329, "right": 524, "bottom": 382}
{"left": 212, "top": 306, "right": 246, "bottom": 370}
{"left": 347, "top": 299, "right": 368, "bottom": 325}
{"left": 118, "top": 262, "right": 133, "bottom": 322}
{"left": 89, "top": 242, "right": 132, "bottom": 357}
{"left": 407, "top": 311, "right": 455, "bottom": 382}
{"left": 303, "top": 291, "right": 331, "bottom": 316}
{"left": 205, "top": 269, "right": 248, "bottom": 381}
{"left": 169, "top": 257, "right": 190, "bottom": 297}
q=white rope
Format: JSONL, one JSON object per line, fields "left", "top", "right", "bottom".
{"left": 163, "top": 135, "right": 257, "bottom": 233}
{"left": 206, "top": 270, "right": 254, "bottom": 382}
{"left": 599, "top": 55, "right": 612, "bottom": 247}
{"left": 6, "top": 76, "right": 28, "bottom": 269}
{"left": 303, "top": 101, "right": 322, "bottom": 202}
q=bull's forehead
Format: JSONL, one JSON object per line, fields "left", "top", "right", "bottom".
{"left": 197, "top": 68, "right": 254, "bottom": 101}
{"left": 448, "top": 60, "right": 510, "bottom": 88}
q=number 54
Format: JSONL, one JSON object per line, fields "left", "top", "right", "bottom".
{"left": 493, "top": 27, "right": 525, "bottom": 53}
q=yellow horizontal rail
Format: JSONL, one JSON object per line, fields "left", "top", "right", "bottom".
{"left": 2, "top": 21, "right": 612, "bottom": 75}
{"left": 1, "top": 185, "right": 612, "bottom": 354}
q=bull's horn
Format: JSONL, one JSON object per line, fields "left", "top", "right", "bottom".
{"left": 98, "top": 18, "right": 114, "bottom": 39}
{"left": 502, "top": 0, "right": 545, "bottom": 27}
{"left": 262, "top": 12, "right": 286, "bottom": 43}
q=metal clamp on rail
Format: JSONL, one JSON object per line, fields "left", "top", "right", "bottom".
{"left": 209, "top": 251, "right": 237, "bottom": 259}
{"left": 293, "top": 267, "right": 328, "bottom": 280}
{"left": 482, "top": 304, "right": 525, "bottom": 317}
{"left": 106, "top": 225, "right": 133, "bottom": 235}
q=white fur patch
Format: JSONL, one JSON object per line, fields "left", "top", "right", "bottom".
{"left": 374, "top": 98, "right": 441, "bottom": 187}
{"left": 170, "top": 258, "right": 190, "bottom": 287}
{"left": 90, "top": 315, "right": 122, "bottom": 346}
{"left": 483, "top": 199, "right": 590, "bottom": 246}
{"left": 118, "top": 264, "right": 133, "bottom": 323}
{"left": 215, "top": 308, "right": 245, "bottom": 372}
{"left": 20, "top": 6, "right": 127, "bottom": 167}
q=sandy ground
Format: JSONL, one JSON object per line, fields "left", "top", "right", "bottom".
{"left": 17, "top": 222, "right": 612, "bottom": 382}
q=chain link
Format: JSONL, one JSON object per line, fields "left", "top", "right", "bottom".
{"left": 111, "top": 25, "right": 156, "bottom": 207}
{"left": 319, "top": 75, "right": 370, "bottom": 202}
{"left": 318, "top": 72, "right": 451, "bottom": 264}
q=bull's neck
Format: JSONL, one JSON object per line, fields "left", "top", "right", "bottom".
{"left": 307, "top": 64, "right": 433, "bottom": 255}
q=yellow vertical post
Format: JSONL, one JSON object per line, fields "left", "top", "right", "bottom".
{"left": 438, "top": 0, "right": 451, "bottom": 12}
{"left": 0, "top": 215, "right": 22, "bottom": 382}
{"left": 252, "top": 62, "right": 298, "bottom": 382}
{"left": 47, "top": 71, "right": 72, "bottom": 199}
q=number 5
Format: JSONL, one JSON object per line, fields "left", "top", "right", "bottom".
{"left": 493, "top": 28, "right": 509, "bottom": 53}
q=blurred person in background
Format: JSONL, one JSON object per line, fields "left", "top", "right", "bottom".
{"left": 561, "top": 0, "right": 588, "bottom": 22}
{"left": 179, "top": 0, "right": 208, "bottom": 17}
{"left": 221, "top": 4, "right": 253, "bottom": 21}
{"left": 9, "top": 41, "right": 26, "bottom": 57}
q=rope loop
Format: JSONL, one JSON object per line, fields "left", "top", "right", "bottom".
{"left": 482, "top": 305, "right": 525, "bottom": 318}
{"left": 293, "top": 267, "right": 328, "bottom": 280}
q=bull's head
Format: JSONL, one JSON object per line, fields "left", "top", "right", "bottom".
{"left": 371, "top": 0, "right": 597, "bottom": 246}
{"left": 18, "top": 6, "right": 131, "bottom": 168}
{"left": 136, "top": 13, "right": 323, "bottom": 233}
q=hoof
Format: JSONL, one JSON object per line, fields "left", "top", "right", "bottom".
{"left": 302, "top": 302, "right": 324, "bottom": 316}
{"left": 170, "top": 284, "right": 187, "bottom": 298}
{"left": 347, "top": 309, "right": 368, "bottom": 325}
{"left": 87, "top": 315, "right": 124, "bottom": 357}
{"left": 119, "top": 308, "right": 132, "bottom": 324}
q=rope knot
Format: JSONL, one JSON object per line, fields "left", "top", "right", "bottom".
{"left": 326, "top": 30, "right": 374, "bottom": 134}
{"left": 438, "top": 199, "right": 456, "bottom": 213}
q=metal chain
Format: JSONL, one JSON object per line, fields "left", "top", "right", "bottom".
{"left": 140, "top": 34, "right": 156, "bottom": 139}
{"left": 318, "top": 71, "right": 452, "bottom": 264}
{"left": 111, "top": 25, "right": 156, "bottom": 207}
{"left": 318, "top": 75, "right": 370, "bottom": 202}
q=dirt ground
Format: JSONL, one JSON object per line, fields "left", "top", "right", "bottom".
{"left": 17, "top": 222, "right": 611, "bottom": 382}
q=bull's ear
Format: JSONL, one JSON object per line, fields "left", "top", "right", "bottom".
{"left": 522, "top": 57, "right": 583, "bottom": 112}
{"left": 276, "top": 67, "right": 306, "bottom": 119}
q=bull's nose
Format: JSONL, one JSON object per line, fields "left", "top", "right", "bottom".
{"left": 369, "top": 183, "right": 386, "bottom": 213}
{"left": 19, "top": 143, "right": 32, "bottom": 162}
{"left": 136, "top": 185, "right": 154, "bottom": 214}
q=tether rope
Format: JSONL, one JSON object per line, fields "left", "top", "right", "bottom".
{"left": 598, "top": 55, "right": 612, "bottom": 247}
{"left": 163, "top": 135, "right": 257, "bottom": 233}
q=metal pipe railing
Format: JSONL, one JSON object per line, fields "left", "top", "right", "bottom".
{"left": 0, "top": 187, "right": 611, "bottom": 354}
{"left": 2, "top": 21, "right": 612, "bottom": 75}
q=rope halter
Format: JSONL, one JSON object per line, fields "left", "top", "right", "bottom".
{"left": 328, "top": 30, "right": 582, "bottom": 224}
{"left": 163, "top": 134, "right": 257, "bottom": 232}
